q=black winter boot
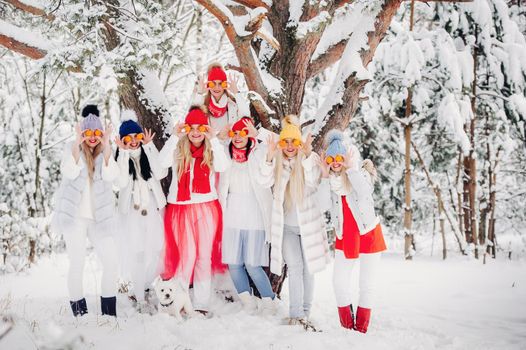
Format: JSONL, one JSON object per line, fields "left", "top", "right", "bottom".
{"left": 101, "top": 296, "right": 117, "bottom": 316}
{"left": 70, "top": 298, "right": 88, "bottom": 317}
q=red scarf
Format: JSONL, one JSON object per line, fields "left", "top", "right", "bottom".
{"left": 208, "top": 96, "right": 228, "bottom": 118}
{"left": 231, "top": 140, "right": 256, "bottom": 163}
{"left": 177, "top": 143, "right": 211, "bottom": 202}
{"left": 232, "top": 146, "right": 248, "bottom": 163}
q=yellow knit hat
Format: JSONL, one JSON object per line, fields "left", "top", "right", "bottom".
{"left": 279, "top": 115, "right": 302, "bottom": 141}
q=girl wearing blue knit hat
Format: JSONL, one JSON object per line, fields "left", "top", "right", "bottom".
{"left": 114, "top": 110, "right": 167, "bottom": 313}
{"left": 52, "top": 104, "right": 120, "bottom": 317}
{"left": 320, "top": 129, "right": 386, "bottom": 334}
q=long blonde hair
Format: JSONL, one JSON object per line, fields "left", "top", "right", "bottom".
{"left": 81, "top": 142, "right": 103, "bottom": 181}
{"left": 175, "top": 136, "right": 213, "bottom": 179}
{"left": 274, "top": 114, "right": 305, "bottom": 213}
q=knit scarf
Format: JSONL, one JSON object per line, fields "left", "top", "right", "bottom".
{"left": 231, "top": 140, "right": 256, "bottom": 163}
{"left": 208, "top": 94, "right": 228, "bottom": 118}
{"left": 177, "top": 143, "right": 211, "bottom": 202}
{"left": 130, "top": 149, "right": 150, "bottom": 213}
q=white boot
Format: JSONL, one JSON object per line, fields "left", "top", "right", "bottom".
{"left": 238, "top": 292, "right": 257, "bottom": 314}
{"left": 259, "top": 297, "right": 277, "bottom": 316}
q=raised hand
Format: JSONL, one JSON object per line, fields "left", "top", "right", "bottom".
{"left": 173, "top": 122, "right": 187, "bottom": 138}
{"left": 114, "top": 135, "right": 128, "bottom": 150}
{"left": 243, "top": 119, "right": 258, "bottom": 138}
{"left": 266, "top": 134, "right": 279, "bottom": 162}
{"left": 196, "top": 73, "right": 207, "bottom": 94}
{"left": 343, "top": 149, "right": 354, "bottom": 169}
{"left": 203, "top": 125, "right": 216, "bottom": 140}
{"left": 318, "top": 151, "right": 330, "bottom": 178}
{"left": 142, "top": 128, "right": 156, "bottom": 145}
{"left": 228, "top": 72, "right": 239, "bottom": 94}
{"left": 75, "top": 122, "right": 87, "bottom": 146}
{"left": 300, "top": 133, "right": 314, "bottom": 157}
{"left": 218, "top": 123, "right": 231, "bottom": 141}
{"left": 101, "top": 123, "right": 113, "bottom": 148}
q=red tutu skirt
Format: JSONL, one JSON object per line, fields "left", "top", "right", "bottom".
{"left": 161, "top": 199, "right": 227, "bottom": 281}
{"left": 335, "top": 196, "right": 387, "bottom": 259}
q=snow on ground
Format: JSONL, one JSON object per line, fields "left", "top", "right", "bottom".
{"left": 1, "top": 252, "right": 525, "bottom": 350}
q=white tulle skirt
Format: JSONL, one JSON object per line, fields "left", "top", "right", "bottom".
{"left": 222, "top": 192, "right": 268, "bottom": 266}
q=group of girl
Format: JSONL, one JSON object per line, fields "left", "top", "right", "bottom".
{"left": 52, "top": 63, "right": 386, "bottom": 333}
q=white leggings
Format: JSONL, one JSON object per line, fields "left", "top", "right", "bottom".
{"left": 63, "top": 218, "right": 118, "bottom": 301}
{"left": 332, "top": 250, "right": 381, "bottom": 309}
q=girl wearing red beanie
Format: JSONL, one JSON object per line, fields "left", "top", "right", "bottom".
{"left": 193, "top": 63, "right": 250, "bottom": 133}
{"left": 159, "top": 106, "right": 229, "bottom": 316}
{"left": 218, "top": 117, "right": 276, "bottom": 314}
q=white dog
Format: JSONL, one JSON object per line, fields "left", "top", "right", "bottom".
{"left": 153, "top": 277, "right": 194, "bottom": 321}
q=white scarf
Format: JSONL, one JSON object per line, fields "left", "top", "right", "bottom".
{"left": 130, "top": 149, "right": 150, "bottom": 215}
{"left": 330, "top": 173, "right": 348, "bottom": 196}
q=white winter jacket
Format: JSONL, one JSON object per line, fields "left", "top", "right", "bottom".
{"left": 256, "top": 152, "right": 329, "bottom": 276}
{"left": 159, "top": 135, "right": 229, "bottom": 204}
{"left": 218, "top": 144, "right": 273, "bottom": 243}
{"left": 192, "top": 92, "right": 250, "bottom": 131}
{"left": 115, "top": 142, "right": 168, "bottom": 214}
{"left": 329, "top": 166, "right": 380, "bottom": 239}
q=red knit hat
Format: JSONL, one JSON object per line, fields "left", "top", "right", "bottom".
{"left": 208, "top": 66, "right": 227, "bottom": 82}
{"left": 232, "top": 117, "right": 253, "bottom": 132}
{"left": 185, "top": 107, "right": 208, "bottom": 125}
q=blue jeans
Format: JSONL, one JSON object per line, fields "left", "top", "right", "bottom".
{"left": 282, "top": 225, "right": 314, "bottom": 318}
{"left": 229, "top": 264, "right": 275, "bottom": 299}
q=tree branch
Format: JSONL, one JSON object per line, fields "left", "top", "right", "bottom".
{"left": 231, "top": 0, "right": 270, "bottom": 10}
{"left": 307, "top": 38, "right": 348, "bottom": 78}
{"left": 4, "top": 0, "right": 55, "bottom": 20}
{"left": 0, "top": 32, "right": 46, "bottom": 59}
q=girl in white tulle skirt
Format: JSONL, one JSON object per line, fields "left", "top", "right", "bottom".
{"left": 218, "top": 117, "right": 276, "bottom": 313}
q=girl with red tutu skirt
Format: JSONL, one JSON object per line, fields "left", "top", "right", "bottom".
{"left": 159, "top": 106, "right": 229, "bottom": 315}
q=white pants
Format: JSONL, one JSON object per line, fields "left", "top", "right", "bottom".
{"left": 63, "top": 218, "right": 118, "bottom": 301}
{"left": 332, "top": 250, "right": 381, "bottom": 309}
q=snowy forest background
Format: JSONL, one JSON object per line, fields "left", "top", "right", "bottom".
{"left": 0, "top": 0, "right": 525, "bottom": 275}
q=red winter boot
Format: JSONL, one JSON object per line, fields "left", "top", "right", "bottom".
{"left": 337, "top": 305, "right": 354, "bottom": 329}
{"left": 354, "top": 306, "right": 371, "bottom": 333}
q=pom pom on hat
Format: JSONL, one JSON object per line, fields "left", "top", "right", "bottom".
{"left": 185, "top": 106, "right": 209, "bottom": 126}
{"left": 121, "top": 109, "right": 138, "bottom": 122}
{"left": 279, "top": 115, "right": 302, "bottom": 141}
{"left": 325, "top": 129, "right": 347, "bottom": 158}
{"left": 82, "top": 104, "right": 99, "bottom": 118}
{"left": 80, "top": 104, "right": 103, "bottom": 131}
{"left": 119, "top": 109, "right": 143, "bottom": 138}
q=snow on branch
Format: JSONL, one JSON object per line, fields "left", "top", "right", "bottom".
{"left": 0, "top": 19, "right": 54, "bottom": 59}
{"left": 296, "top": 11, "right": 331, "bottom": 39}
{"left": 4, "top": 0, "right": 55, "bottom": 21}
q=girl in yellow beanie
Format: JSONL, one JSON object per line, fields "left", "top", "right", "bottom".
{"left": 255, "top": 115, "right": 329, "bottom": 330}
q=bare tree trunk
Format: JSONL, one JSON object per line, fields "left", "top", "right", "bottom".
{"left": 411, "top": 141, "right": 456, "bottom": 258}
{"left": 464, "top": 31, "right": 479, "bottom": 258}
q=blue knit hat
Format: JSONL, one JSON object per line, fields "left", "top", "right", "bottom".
{"left": 325, "top": 129, "right": 347, "bottom": 158}
{"left": 81, "top": 104, "right": 103, "bottom": 131}
{"left": 119, "top": 109, "right": 143, "bottom": 138}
